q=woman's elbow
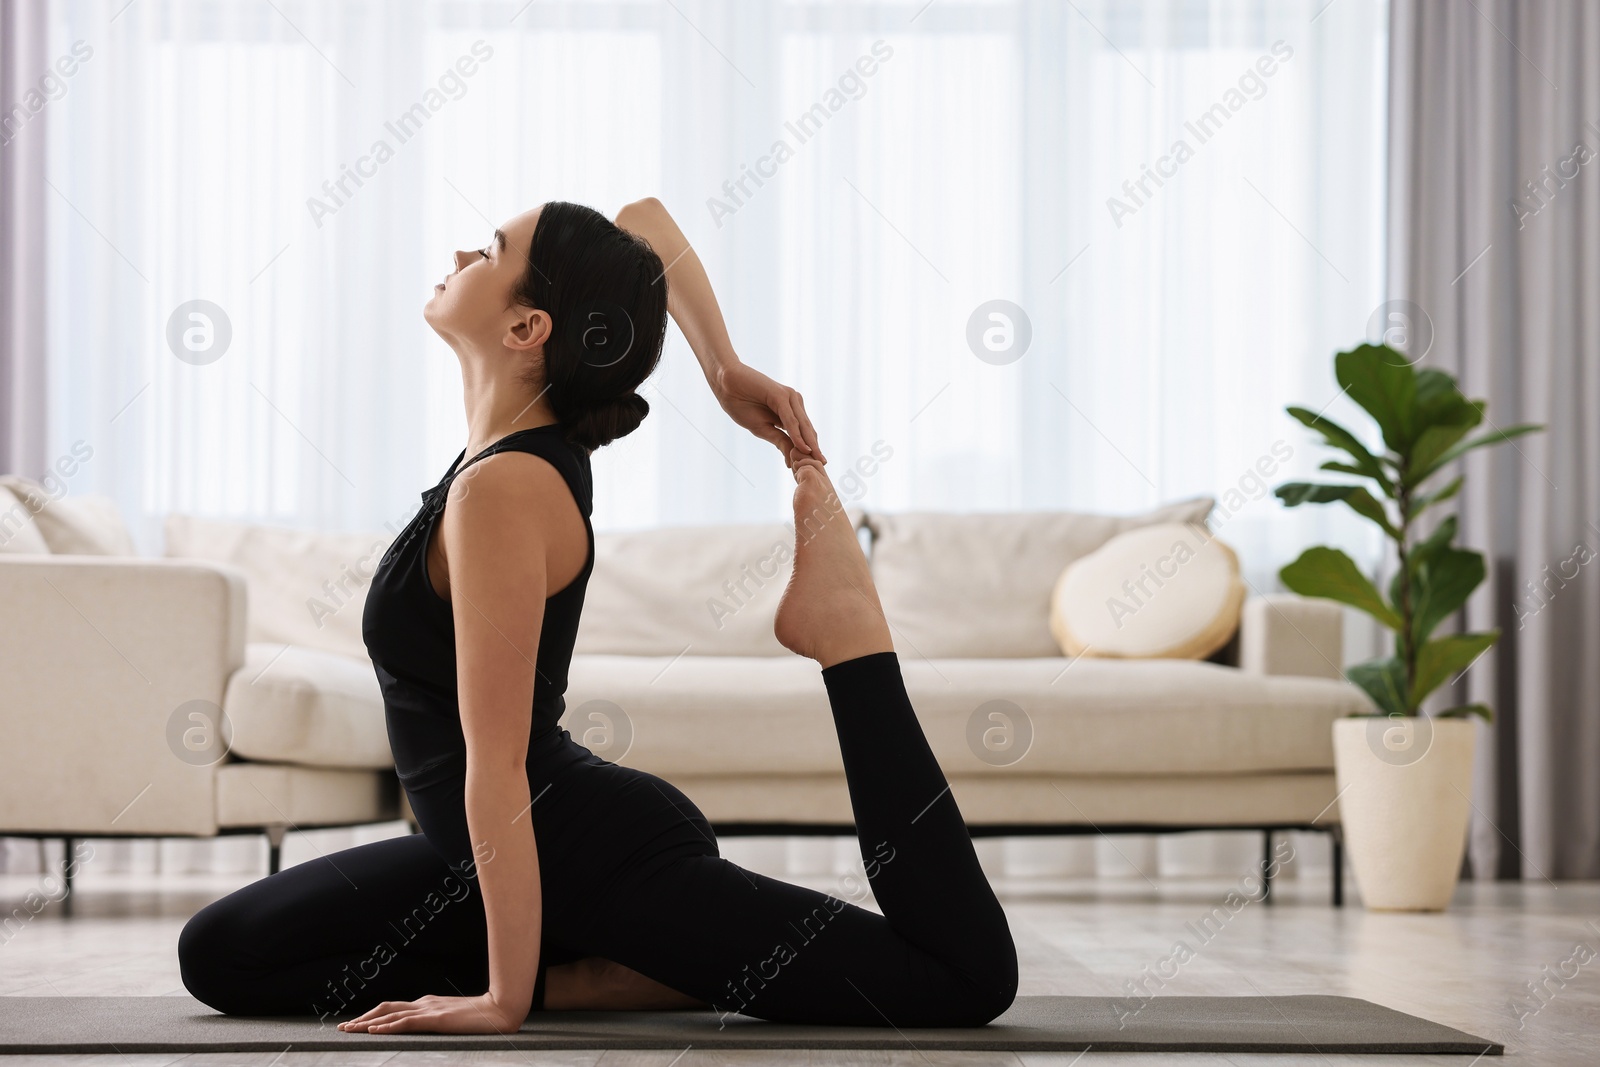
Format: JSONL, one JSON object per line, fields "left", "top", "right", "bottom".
{"left": 618, "top": 196, "right": 665, "bottom": 227}
{"left": 465, "top": 753, "right": 532, "bottom": 793}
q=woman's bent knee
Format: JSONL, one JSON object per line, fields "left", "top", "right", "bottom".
{"left": 942, "top": 975, "right": 1017, "bottom": 1027}
{"left": 973, "top": 967, "right": 1019, "bottom": 1025}
{"left": 957, "top": 937, "right": 1020, "bottom": 1026}
{"left": 177, "top": 903, "right": 253, "bottom": 1015}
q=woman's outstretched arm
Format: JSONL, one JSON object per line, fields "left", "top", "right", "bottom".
{"left": 614, "top": 196, "right": 825, "bottom": 466}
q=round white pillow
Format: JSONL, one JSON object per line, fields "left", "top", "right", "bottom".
{"left": 1049, "top": 522, "right": 1245, "bottom": 659}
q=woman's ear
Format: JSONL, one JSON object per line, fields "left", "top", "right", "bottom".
{"left": 507, "top": 307, "right": 551, "bottom": 352}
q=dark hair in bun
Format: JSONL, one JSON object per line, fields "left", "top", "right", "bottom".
{"left": 513, "top": 201, "right": 669, "bottom": 451}
{"left": 574, "top": 391, "right": 650, "bottom": 451}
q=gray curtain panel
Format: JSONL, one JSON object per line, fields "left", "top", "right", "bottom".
{"left": 0, "top": 0, "right": 50, "bottom": 476}
{"left": 1387, "top": 0, "right": 1600, "bottom": 880}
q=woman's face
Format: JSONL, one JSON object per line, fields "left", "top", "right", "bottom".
{"left": 423, "top": 204, "right": 548, "bottom": 354}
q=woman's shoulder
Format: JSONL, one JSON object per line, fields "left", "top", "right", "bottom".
{"left": 455, "top": 428, "right": 593, "bottom": 515}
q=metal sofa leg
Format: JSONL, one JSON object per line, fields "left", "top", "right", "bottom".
{"left": 59, "top": 836, "right": 76, "bottom": 916}
{"left": 1260, "top": 830, "right": 1273, "bottom": 904}
{"left": 1331, "top": 825, "right": 1345, "bottom": 907}
{"left": 265, "top": 824, "right": 288, "bottom": 875}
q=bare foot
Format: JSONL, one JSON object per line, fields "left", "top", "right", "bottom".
{"left": 773, "top": 451, "right": 895, "bottom": 668}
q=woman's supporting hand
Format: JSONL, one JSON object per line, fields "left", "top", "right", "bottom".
{"left": 713, "top": 361, "right": 825, "bottom": 468}
{"left": 336, "top": 992, "right": 525, "bottom": 1035}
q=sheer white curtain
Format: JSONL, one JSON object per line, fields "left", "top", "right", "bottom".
{"left": 22, "top": 0, "right": 1389, "bottom": 882}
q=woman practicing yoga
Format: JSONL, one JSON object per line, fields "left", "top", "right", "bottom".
{"left": 177, "top": 197, "right": 1018, "bottom": 1034}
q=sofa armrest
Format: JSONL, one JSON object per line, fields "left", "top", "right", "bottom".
{"left": 0, "top": 556, "right": 248, "bottom": 837}
{"left": 1238, "top": 594, "right": 1344, "bottom": 680}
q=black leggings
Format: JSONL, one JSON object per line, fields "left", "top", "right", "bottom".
{"left": 178, "top": 651, "right": 1018, "bottom": 1028}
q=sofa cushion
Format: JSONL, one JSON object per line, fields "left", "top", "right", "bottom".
{"left": 222, "top": 642, "right": 393, "bottom": 769}
{"left": 165, "top": 513, "right": 391, "bottom": 662}
{"left": 562, "top": 652, "right": 1368, "bottom": 778}
{"left": 658, "top": 772, "right": 1340, "bottom": 827}
{"left": 1050, "top": 522, "right": 1245, "bottom": 659}
{"left": 0, "top": 476, "right": 136, "bottom": 555}
{"left": 0, "top": 484, "right": 51, "bottom": 554}
{"left": 215, "top": 761, "right": 395, "bottom": 828}
{"left": 574, "top": 507, "right": 865, "bottom": 657}
{"left": 862, "top": 496, "right": 1215, "bottom": 658}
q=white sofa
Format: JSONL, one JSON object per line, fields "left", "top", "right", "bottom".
{"left": 0, "top": 479, "right": 1368, "bottom": 904}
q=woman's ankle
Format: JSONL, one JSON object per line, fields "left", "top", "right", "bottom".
{"left": 815, "top": 630, "right": 895, "bottom": 670}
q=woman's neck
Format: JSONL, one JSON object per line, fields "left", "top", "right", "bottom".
{"left": 459, "top": 374, "right": 559, "bottom": 466}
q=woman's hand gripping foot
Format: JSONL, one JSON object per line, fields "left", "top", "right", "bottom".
{"left": 773, "top": 450, "right": 896, "bottom": 669}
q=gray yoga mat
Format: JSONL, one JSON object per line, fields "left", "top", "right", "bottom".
{"left": 1, "top": 994, "right": 1500, "bottom": 1054}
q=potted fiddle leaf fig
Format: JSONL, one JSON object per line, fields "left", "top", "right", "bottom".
{"left": 1274, "top": 342, "right": 1541, "bottom": 911}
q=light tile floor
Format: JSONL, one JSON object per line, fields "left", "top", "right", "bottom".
{"left": 2, "top": 850, "right": 1596, "bottom": 1066}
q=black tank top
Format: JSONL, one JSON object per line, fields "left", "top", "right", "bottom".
{"left": 362, "top": 425, "right": 595, "bottom": 791}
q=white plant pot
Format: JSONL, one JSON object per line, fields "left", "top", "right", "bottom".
{"left": 1332, "top": 716, "right": 1477, "bottom": 912}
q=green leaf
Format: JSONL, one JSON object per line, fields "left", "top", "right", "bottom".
{"left": 1407, "top": 384, "right": 1483, "bottom": 483}
{"left": 1437, "top": 703, "right": 1494, "bottom": 724}
{"left": 1413, "top": 475, "right": 1463, "bottom": 517}
{"left": 1287, "top": 406, "right": 1394, "bottom": 494}
{"left": 1413, "top": 370, "right": 1481, "bottom": 425}
{"left": 1347, "top": 657, "right": 1410, "bottom": 716}
{"left": 1280, "top": 546, "right": 1402, "bottom": 630}
{"left": 1409, "top": 514, "right": 1459, "bottom": 570}
{"left": 1275, "top": 482, "right": 1398, "bottom": 538}
{"left": 1321, "top": 460, "right": 1371, "bottom": 477}
{"left": 1411, "top": 631, "right": 1498, "bottom": 707}
{"left": 1390, "top": 514, "right": 1464, "bottom": 637}
{"left": 1411, "top": 546, "right": 1486, "bottom": 645}
{"left": 1413, "top": 423, "right": 1544, "bottom": 484}
{"left": 1276, "top": 482, "right": 1350, "bottom": 505}
{"left": 1413, "top": 369, "right": 1478, "bottom": 425}
{"left": 1409, "top": 424, "right": 1474, "bottom": 485}
{"left": 1341, "top": 487, "right": 1399, "bottom": 538}
{"left": 1335, "top": 344, "right": 1418, "bottom": 453}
